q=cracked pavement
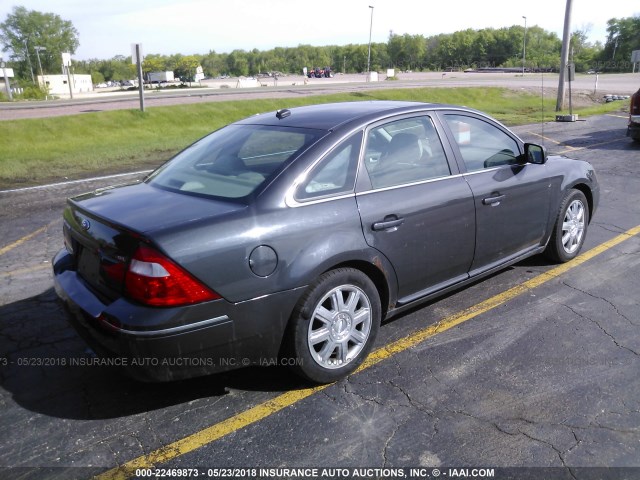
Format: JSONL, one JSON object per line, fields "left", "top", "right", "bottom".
{"left": 0, "top": 114, "right": 639, "bottom": 478}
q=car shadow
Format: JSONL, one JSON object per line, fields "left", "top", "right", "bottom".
{"left": 0, "top": 254, "right": 562, "bottom": 421}
{"left": 0, "top": 288, "right": 308, "bottom": 421}
{"left": 551, "top": 128, "right": 639, "bottom": 152}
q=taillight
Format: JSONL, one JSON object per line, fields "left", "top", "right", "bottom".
{"left": 124, "top": 244, "right": 220, "bottom": 307}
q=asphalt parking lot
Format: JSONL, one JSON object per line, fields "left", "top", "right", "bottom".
{"left": 0, "top": 113, "right": 639, "bottom": 480}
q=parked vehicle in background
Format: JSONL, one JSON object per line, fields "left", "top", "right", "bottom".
{"left": 628, "top": 88, "right": 640, "bottom": 143}
{"left": 307, "top": 67, "right": 333, "bottom": 78}
{"left": 147, "top": 71, "right": 175, "bottom": 83}
{"left": 53, "top": 101, "right": 599, "bottom": 384}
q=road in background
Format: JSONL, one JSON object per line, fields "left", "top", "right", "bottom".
{"left": 1, "top": 72, "right": 638, "bottom": 121}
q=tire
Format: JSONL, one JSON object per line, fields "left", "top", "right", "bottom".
{"left": 286, "top": 268, "right": 381, "bottom": 384}
{"left": 544, "top": 189, "right": 589, "bottom": 263}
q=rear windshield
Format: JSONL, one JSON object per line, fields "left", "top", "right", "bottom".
{"left": 147, "top": 124, "right": 324, "bottom": 200}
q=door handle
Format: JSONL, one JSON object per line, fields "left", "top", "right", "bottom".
{"left": 372, "top": 216, "right": 404, "bottom": 231}
{"left": 482, "top": 194, "right": 505, "bottom": 205}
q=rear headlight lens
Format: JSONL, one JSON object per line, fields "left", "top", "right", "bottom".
{"left": 125, "top": 245, "right": 220, "bottom": 307}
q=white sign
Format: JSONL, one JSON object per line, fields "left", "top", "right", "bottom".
{"left": 62, "top": 52, "right": 71, "bottom": 67}
{"left": 632, "top": 50, "right": 640, "bottom": 63}
{"left": 131, "top": 43, "right": 144, "bottom": 64}
{"left": 1, "top": 67, "right": 14, "bottom": 77}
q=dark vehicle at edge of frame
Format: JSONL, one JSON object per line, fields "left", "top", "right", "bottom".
{"left": 628, "top": 87, "right": 640, "bottom": 143}
{"left": 52, "top": 101, "right": 599, "bottom": 384}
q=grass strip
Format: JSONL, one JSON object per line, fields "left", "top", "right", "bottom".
{"left": 0, "top": 87, "right": 624, "bottom": 189}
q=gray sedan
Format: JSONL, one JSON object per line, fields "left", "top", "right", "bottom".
{"left": 53, "top": 101, "right": 599, "bottom": 383}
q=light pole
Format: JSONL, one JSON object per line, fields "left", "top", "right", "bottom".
{"left": 35, "top": 46, "right": 46, "bottom": 83}
{"left": 367, "top": 5, "right": 374, "bottom": 77}
{"left": 522, "top": 16, "right": 527, "bottom": 76}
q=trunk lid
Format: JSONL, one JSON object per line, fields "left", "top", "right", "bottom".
{"left": 63, "top": 182, "right": 246, "bottom": 301}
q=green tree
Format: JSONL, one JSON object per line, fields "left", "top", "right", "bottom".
{"left": 601, "top": 15, "right": 640, "bottom": 71}
{"left": 226, "top": 50, "right": 249, "bottom": 76}
{"left": 387, "top": 32, "right": 406, "bottom": 69}
{"left": 142, "top": 55, "right": 167, "bottom": 77}
{"left": 0, "top": 6, "right": 79, "bottom": 81}
{"left": 90, "top": 70, "right": 105, "bottom": 85}
{"left": 201, "top": 49, "right": 228, "bottom": 77}
{"left": 174, "top": 55, "right": 200, "bottom": 81}
{"left": 531, "top": 27, "right": 561, "bottom": 69}
{"left": 571, "top": 30, "right": 601, "bottom": 72}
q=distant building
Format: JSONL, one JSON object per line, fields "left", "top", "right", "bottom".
{"left": 38, "top": 74, "right": 93, "bottom": 95}
{"left": 0, "top": 66, "right": 15, "bottom": 96}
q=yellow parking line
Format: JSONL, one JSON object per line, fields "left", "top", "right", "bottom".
{"left": 95, "top": 225, "right": 640, "bottom": 480}
{"left": 0, "top": 264, "right": 51, "bottom": 277}
{"left": 0, "top": 220, "right": 60, "bottom": 257}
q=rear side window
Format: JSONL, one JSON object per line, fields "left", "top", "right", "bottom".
{"left": 363, "top": 115, "right": 451, "bottom": 189}
{"left": 147, "top": 125, "right": 323, "bottom": 200}
{"left": 444, "top": 115, "right": 521, "bottom": 171}
{"left": 296, "top": 131, "right": 362, "bottom": 201}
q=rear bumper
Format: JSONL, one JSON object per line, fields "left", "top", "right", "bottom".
{"left": 53, "top": 248, "right": 305, "bottom": 381}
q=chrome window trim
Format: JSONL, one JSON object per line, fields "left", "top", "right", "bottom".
{"left": 286, "top": 192, "right": 357, "bottom": 207}
{"left": 357, "top": 173, "right": 464, "bottom": 196}
{"left": 461, "top": 162, "right": 536, "bottom": 176}
{"left": 285, "top": 128, "right": 365, "bottom": 208}
{"left": 285, "top": 106, "right": 526, "bottom": 207}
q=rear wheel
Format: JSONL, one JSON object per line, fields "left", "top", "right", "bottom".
{"left": 544, "top": 189, "right": 589, "bottom": 263}
{"left": 287, "top": 268, "right": 381, "bottom": 384}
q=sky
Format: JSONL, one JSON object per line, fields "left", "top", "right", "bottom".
{"left": 1, "top": 0, "right": 638, "bottom": 61}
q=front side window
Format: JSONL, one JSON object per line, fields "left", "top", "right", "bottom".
{"left": 363, "top": 116, "right": 451, "bottom": 189}
{"left": 148, "top": 125, "right": 323, "bottom": 200}
{"left": 444, "top": 115, "right": 521, "bottom": 171}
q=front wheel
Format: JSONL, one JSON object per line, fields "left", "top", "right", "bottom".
{"left": 286, "top": 268, "right": 381, "bottom": 384}
{"left": 544, "top": 189, "right": 589, "bottom": 263}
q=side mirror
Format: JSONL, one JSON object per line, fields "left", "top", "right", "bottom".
{"left": 524, "top": 143, "right": 547, "bottom": 164}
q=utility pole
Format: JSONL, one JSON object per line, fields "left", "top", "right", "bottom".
{"left": 23, "top": 38, "right": 35, "bottom": 84}
{"left": 35, "top": 46, "right": 46, "bottom": 83}
{"left": 132, "top": 43, "right": 145, "bottom": 112}
{"left": 556, "top": 0, "right": 573, "bottom": 111}
{"left": 62, "top": 53, "right": 74, "bottom": 99}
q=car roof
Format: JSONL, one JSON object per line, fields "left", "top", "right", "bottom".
{"left": 234, "top": 100, "right": 469, "bottom": 131}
